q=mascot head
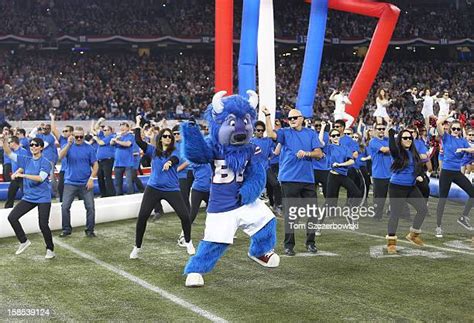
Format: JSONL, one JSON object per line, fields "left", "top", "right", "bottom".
{"left": 205, "top": 90, "right": 258, "bottom": 146}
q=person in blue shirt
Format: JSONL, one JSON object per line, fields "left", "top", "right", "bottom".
{"left": 112, "top": 122, "right": 134, "bottom": 195}
{"left": 16, "top": 128, "right": 30, "bottom": 154}
{"left": 368, "top": 122, "right": 392, "bottom": 220}
{"left": 462, "top": 129, "right": 474, "bottom": 180}
{"left": 2, "top": 127, "right": 13, "bottom": 182}
{"left": 34, "top": 123, "right": 58, "bottom": 199}
{"left": 189, "top": 162, "right": 211, "bottom": 224}
{"left": 3, "top": 136, "right": 55, "bottom": 259}
{"left": 131, "top": 140, "right": 145, "bottom": 193}
{"left": 58, "top": 127, "right": 99, "bottom": 238}
{"left": 313, "top": 119, "right": 330, "bottom": 198}
{"left": 263, "top": 106, "right": 323, "bottom": 256}
{"left": 130, "top": 127, "right": 194, "bottom": 259}
{"left": 435, "top": 112, "right": 474, "bottom": 236}
{"left": 325, "top": 129, "right": 362, "bottom": 224}
{"left": 250, "top": 121, "right": 280, "bottom": 212}
{"left": 93, "top": 119, "right": 116, "bottom": 197}
{"left": 50, "top": 113, "right": 73, "bottom": 202}
{"left": 407, "top": 126, "right": 431, "bottom": 205}
{"left": 4, "top": 136, "right": 28, "bottom": 208}
{"left": 386, "top": 128, "right": 428, "bottom": 254}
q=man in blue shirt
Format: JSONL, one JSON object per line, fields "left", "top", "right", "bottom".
{"left": 93, "top": 120, "right": 116, "bottom": 197}
{"left": 58, "top": 127, "right": 99, "bottom": 237}
{"left": 4, "top": 136, "right": 28, "bottom": 208}
{"left": 112, "top": 122, "right": 134, "bottom": 195}
{"left": 263, "top": 106, "right": 323, "bottom": 256}
{"left": 34, "top": 123, "right": 58, "bottom": 198}
{"left": 368, "top": 122, "right": 392, "bottom": 220}
{"left": 16, "top": 128, "right": 30, "bottom": 154}
{"left": 2, "top": 126, "right": 13, "bottom": 182}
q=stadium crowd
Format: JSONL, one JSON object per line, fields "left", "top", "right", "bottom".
{"left": 0, "top": 0, "right": 472, "bottom": 39}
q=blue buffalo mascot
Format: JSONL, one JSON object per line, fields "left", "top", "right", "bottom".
{"left": 181, "top": 90, "right": 279, "bottom": 287}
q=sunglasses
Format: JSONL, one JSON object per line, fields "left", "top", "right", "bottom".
{"left": 352, "top": 136, "right": 359, "bottom": 139}
{"left": 173, "top": 132, "right": 180, "bottom": 136}
{"left": 30, "top": 143, "right": 41, "bottom": 147}
{"left": 334, "top": 125, "right": 342, "bottom": 129}
{"left": 376, "top": 128, "right": 386, "bottom": 131}
{"left": 314, "top": 124, "right": 322, "bottom": 127}
{"left": 468, "top": 133, "right": 474, "bottom": 136}
{"left": 451, "top": 127, "right": 461, "bottom": 131}
{"left": 62, "top": 130, "right": 69, "bottom": 133}
{"left": 255, "top": 129, "right": 265, "bottom": 133}
{"left": 288, "top": 116, "right": 302, "bottom": 121}
{"left": 75, "top": 135, "right": 84, "bottom": 140}
{"left": 162, "top": 134, "right": 172, "bottom": 139}
{"left": 344, "top": 132, "right": 352, "bottom": 135}
{"left": 330, "top": 134, "right": 340, "bottom": 138}
{"left": 401, "top": 136, "right": 413, "bottom": 141}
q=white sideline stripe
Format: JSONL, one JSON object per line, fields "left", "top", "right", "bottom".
{"left": 54, "top": 240, "right": 227, "bottom": 323}
{"left": 342, "top": 230, "right": 474, "bottom": 256}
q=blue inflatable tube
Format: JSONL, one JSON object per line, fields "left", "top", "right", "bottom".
{"left": 296, "top": 0, "right": 328, "bottom": 118}
{"left": 238, "top": 0, "right": 260, "bottom": 97}
{"left": 0, "top": 176, "right": 150, "bottom": 201}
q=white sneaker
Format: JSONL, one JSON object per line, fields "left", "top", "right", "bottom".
{"left": 248, "top": 250, "right": 280, "bottom": 268}
{"left": 186, "top": 241, "right": 195, "bottom": 255}
{"left": 15, "top": 240, "right": 31, "bottom": 255}
{"left": 45, "top": 249, "right": 55, "bottom": 259}
{"left": 177, "top": 231, "right": 186, "bottom": 247}
{"left": 315, "top": 228, "right": 322, "bottom": 236}
{"left": 129, "top": 246, "right": 141, "bottom": 259}
{"left": 185, "top": 273, "right": 204, "bottom": 287}
{"left": 435, "top": 226, "right": 443, "bottom": 238}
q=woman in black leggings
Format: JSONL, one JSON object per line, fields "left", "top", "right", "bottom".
{"left": 3, "top": 136, "right": 55, "bottom": 259}
{"left": 130, "top": 127, "right": 194, "bottom": 259}
{"left": 325, "top": 129, "right": 363, "bottom": 225}
{"left": 435, "top": 112, "right": 474, "bottom": 237}
{"left": 386, "top": 128, "right": 428, "bottom": 254}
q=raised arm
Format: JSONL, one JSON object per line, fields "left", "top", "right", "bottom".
{"left": 388, "top": 128, "right": 399, "bottom": 159}
{"left": 261, "top": 106, "right": 276, "bottom": 139}
{"left": 329, "top": 90, "right": 337, "bottom": 102}
{"left": 134, "top": 127, "right": 148, "bottom": 152}
{"left": 319, "top": 121, "right": 327, "bottom": 146}
{"left": 436, "top": 110, "right": 455, "bottom": 137}
{"left": 59, "top": 136, "right": 74, "bottom": 161}
{"left": 50, "top": 113, "right": 60, "bottom": 140}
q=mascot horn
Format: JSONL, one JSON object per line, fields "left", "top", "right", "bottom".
{"left": 181, "top": 90, "right": 279, "bottom": 287}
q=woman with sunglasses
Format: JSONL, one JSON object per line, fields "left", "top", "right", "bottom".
{"left": 3, "top": 136, "right": 55, "bottom": 259}
{"left": 385, "top": 128, "right": 428, "bottom": 254}
{"left": 435, "top": 112, "right": 474, "bottom": 237}
{"left": 130, "top": 127, "right": 194, "bottom": 258}
{"left": 324, "top": 129, "right": 362, "bottom": 224}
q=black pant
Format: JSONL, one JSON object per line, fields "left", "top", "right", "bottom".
{"left": 190, "top": 189, "right": 209, "bottom": 223}
{"left": 388, "top": 183, "right": 428, "bottom": 236}
{"left": 326, "top": 172, "right": 363, "bottom": 209}
{"left": 8, "top": 200, "right": 53, "bottom": 251}
{"left": 3, "top": 163, "right": 11, "bottom": 182}
{"left": 373, "top": 178, "right": 390, "bottom": 219}
{"left": 98, "top": 158, "right": 116, "bottom": 197}
{"left": 281, "top": 182, "right": 317, "bottom": 249}
{"left": 132, "top": 168, "right": 145, "bottom": 193}
{"left": 436, "top": 169, "right": 474, "bottom": 226}
{"left": 314, "top": 169, "right": 329, "bottom": 198}
{"left": 179, "top": 174, "right": 193, "bottom": 213}
{"left": 135, "top": 186, "right": 191, "bottom": 248}
{"left": 5, "top": 178, "right": 23, "bottom": 209}
{"left": 58, "top": 170, "right": 65, "bottom": 202}
{"left": 416, "top": 173, "right": 430, "bottom": 201}
{"left": 267, "top": 163, "right": 282, "bottom": 207}
{"left": 359, "top": 166, "right": 371, "bottom": 201}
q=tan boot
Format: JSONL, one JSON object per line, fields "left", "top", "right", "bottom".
{"left": 406, "top": 228, "right": 424, "bottom": 246}
{"left": 386, "top": 235, "right": 397, "bottom": 254}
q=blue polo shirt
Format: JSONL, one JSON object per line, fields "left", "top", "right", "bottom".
{"left": 276, "top": 127, "right": 321, "bottom": 183}
{"left": 441, "top": 133, "right": 469, "bottom": 171}
{"left": 14, "top": 154, "right": 52, "bottom": 203}
{"left": 19, "top": 137, "right": 31, "bottom": 157}
{"left": 64, "top": 143, "right": 97, "bottom": 186}
{"left": 11, "top": 147, "right": 28, "bottom": 172}
{"left": 355, "top": 148, "right": 368, "bottom": 169}
{"left": 114, "top": 133, "right": 134, "bottom": 167}
{"left": 145, "top": 145, "right": 180, "bottom": 191}
{"left": 250, "top": 137, "right": 274, "bottom": 170}
{"left": 390, "top": 150, "right": 416, "bottom": 186}
{"left": 36, "top": 133, "right": 58, "bottom": 165}
{"left": 368, "top": 137, "right": 392, "bottom": 179}
{"left": 313, "top": 131, "right": 330, "bottom": 171}
{"left": 414, "top": 138, "right": 429, "bottom": 162}
{"left": 58, "top": 136, "right": 69, "bottom": 172}
{"left": 327, "top": 144, "right": 353, "bottom": 176}
{"left": 96, "top": 131, "right": 116, "bottom": 160}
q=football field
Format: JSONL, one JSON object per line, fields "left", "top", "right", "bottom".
{"left": 1, "top": 197, "right": 472, "bottom": 321}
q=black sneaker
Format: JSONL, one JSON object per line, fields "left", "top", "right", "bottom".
{"left": 284, "top": 248, "right": 296, "bottom": 256}
{"left": 457, "top": 217, "right": 472, "bottom": 230}
{"left": 306, "top": 244, "right": 318, "bottom": 254}
{"left": 85, "top": 231, "right": 97, "bottom": 238}
{"left": 59, "top": 232, "right": 71, "bottom": 238}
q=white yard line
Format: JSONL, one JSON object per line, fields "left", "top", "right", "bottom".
{"left": 342, "top": 230, "right": 474, "bottom": 256}
{"left": 54, "top": 239, "right": 228, "bottom": 323}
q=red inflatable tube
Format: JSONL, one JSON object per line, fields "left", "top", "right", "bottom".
{"left": 305, "top": 0, "right": 400, "bottom": 120}
{"left": 215, "top": 0, "right": 234, "bottom": 94}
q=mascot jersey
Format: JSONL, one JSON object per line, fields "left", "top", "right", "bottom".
{"left": 206, "top": 146, "right": 256, "bottom": 214}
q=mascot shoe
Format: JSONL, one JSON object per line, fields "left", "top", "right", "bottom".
{"left": 248, "top": 250, "right": 280, "bottom": 268}
{"left": 186, "top": 273, "right": 204, "bottom": 287}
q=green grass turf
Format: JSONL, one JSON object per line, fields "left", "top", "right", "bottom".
{"left": 0, "top": 197, "right": 472, "bottom": 321}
